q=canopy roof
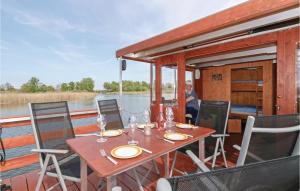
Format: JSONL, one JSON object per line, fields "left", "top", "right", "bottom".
{"left": 116, "top": 0, "right": 299, "bottom": 62}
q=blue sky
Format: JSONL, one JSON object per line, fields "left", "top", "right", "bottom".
{"left": 1, "top": 0, "right": 247, "bottom": 90}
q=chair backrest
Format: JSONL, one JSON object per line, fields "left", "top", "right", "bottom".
{"left": 97, "top": 99, "right": 124, "bottom": 130}
{"left": 195, "top": 100, "right": 230, "bottom": 135}
{"left": 29, "top": 101, "right": 75, "bottom": 167}
{"left": 163, "top": 155, "right": 299, "bottom": 191}
{"left": 244, "top": 114, "right": 300, "bottom": 164}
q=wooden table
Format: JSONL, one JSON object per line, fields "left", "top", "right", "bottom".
{"left": 67, "top": 127, "right": 214, "bottom": 191}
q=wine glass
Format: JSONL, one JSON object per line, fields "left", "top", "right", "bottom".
{"left": 96, "top": 114, "right": 107, "bottom": 143}
{"left": 128, "top": 115, "right": 138, "bottom": 145}
{"left": 165, "top": 107, "right": 174, "bottom": 133}
{"left": 143, "top": 109, "right": 150, "bottom": 124}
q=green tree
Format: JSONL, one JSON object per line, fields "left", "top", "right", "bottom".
{"left": 68, "top": 82, "right": 75, "bottom": 91}
{"left": 80, "top": 78, "right": 94, "bottom": 92}
{"left": 60, "top": 83, "right": 69, "bottom": 92}
{"left": 21, "top": 77, "right": 40, "bottom": 93}
{"left": 0, "top": 83, "right": 16, "bottom": 91}
{"left": 39, "top": 85, "right": 55, "bottom": 92}
{"left": 75, "top": 82, "right": 81, "bottom": 91}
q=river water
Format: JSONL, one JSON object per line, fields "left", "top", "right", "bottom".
{"left": 1, "top": 93, "right": 151, "bottom": 179}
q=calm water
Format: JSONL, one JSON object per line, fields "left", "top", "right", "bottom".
{"left": 1, "top": 93, "right": 151, "bottom": 179}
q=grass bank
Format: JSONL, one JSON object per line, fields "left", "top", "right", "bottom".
{"left": 0, "top": 92, "right": 98, "bottom": 105}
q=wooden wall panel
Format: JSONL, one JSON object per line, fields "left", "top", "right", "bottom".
{"left": 202, "top": 66, "right": 231, "bottom": 101}
{"left": 276, "top": 28, "right": 299, "bottom": 114}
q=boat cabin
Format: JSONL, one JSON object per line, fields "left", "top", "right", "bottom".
{"left": 116, "top": 0, "right": 300, "bottom": 128}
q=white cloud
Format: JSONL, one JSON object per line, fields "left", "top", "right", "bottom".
{"left": 12, "top": 10, "right": 88, "bottom": 39}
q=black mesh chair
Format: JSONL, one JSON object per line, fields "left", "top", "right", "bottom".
{"left": 234, "top": 114, "right": 300, "bottom": 165}
{"left": 97, "top": 99, "right": 160, "bottom": 191}
{"left": 186, "top": 114, "right": 299, "bottom": 172}
{"left": 156, "top": 155, "right": 300, "bottom": 191}
{"left": 29, "top": 101, "right": 93, "bottom": 191}
{"left": 169, "top": 101, "right": 230, "bottom": 176}
{"left": 195, "top": 100, "right": 231, "bottom": 167}
{"left": 97, "top": 99, "right": 124, "bottom": 130}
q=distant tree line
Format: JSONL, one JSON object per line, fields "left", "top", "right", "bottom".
{"left": 60, "top": 78, "right": 94, "bottom": 92}
{"left": 0, "top": 77, "right": 95, "bottom": 93}
{"left": 102, "top": 81, "right": 175, "bottom": 92}
{"left": 103, "top": 81, "right": 149, "bottom": 92}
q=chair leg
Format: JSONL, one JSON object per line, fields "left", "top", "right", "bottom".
{"left": 35, "top": 154, "right": 51, "bottom": 191}
{"left": 212, "top": 138, "right": 220, "bottom": 169}
{"left": 169, "top": 151, "right": 178, "bottom": 177}
{"left": 51, "top": 155, "right": 68, "bottom": 191}
{"left": 133, "top": 169, "right": 144, "bottom": 191}
{"left": 219, "top": 139, "right": 228, "bottom": 168}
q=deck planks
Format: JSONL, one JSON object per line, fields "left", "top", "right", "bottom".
{"left": 25, "top": 170, "right": 45, "bottom": 191}
{"left": 10, "top": 174, "right": 28, "bottom": 191}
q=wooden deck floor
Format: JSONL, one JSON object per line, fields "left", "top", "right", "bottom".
{"left": 3, "top": 134, "right": 241, "bottom": 191}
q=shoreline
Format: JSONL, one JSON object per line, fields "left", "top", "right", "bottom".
{"left": 0, "top": 92, "right": 98, "bottom": 105}
{"left": 0, "top": 91, "right": 176, "bottom": 106}
{"left": 0, "top": 91, "right": 152, "bottom": 106}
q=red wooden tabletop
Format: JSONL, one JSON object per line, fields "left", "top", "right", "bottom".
{"left": 66, "top": 127, "right": 214, "bottom": 177}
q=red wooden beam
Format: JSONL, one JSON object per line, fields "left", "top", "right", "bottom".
{"left": 116, "top": 0, "right": 299, "bottom": 57}
{"left": 185, "top": 32, "right": 278, "bottom": 59}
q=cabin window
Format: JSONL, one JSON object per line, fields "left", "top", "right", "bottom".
{"left": 161, "top": 65, "right": 177, "bottom": 105}
{"left": 186, "top": 71, "right": 193, "bottom": 83}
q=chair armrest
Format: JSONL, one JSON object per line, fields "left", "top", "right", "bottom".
{"left": 186, "top": 150, "right": 210, "bottom": 172}
{"left": 211, "top": 134, "right": 229, "bottom": 138}
{"left": 233, "top": 144, "right": 241, "bottom": 151}
{"left": 31, "top": 149, "right": 69, "bottom": 154}
{"left": 233, "top": 145, "right": 263, "bottom": 162}
{"left": 75, "top": 133, "right": 99, "bottom": 137}
{"left": 156, "top": 178, "right": 172, "bottom": 191}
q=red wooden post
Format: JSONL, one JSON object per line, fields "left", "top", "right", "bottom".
{"left": 177, "top": 53, "right": 186, "bottom": 123}
{"left": 276, "top": 27, "right": 299, "bottom": 114}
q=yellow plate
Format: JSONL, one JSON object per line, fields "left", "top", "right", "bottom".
{"left": 111, "top": 145, "right": 143, "bottom": 159}
{"left": 164, "top": 132, "right": 188, "bottom": 141}
{"left": 176, "top": 123, "right": 195, "bottom": 129}
{"left": 101, "top": 129, "right": 123, "bottom": 137}
{"left": 137, "top": 123, "right": 155, "bottom": 129}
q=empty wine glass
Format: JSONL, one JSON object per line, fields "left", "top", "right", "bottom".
{"left": 165, "top": 107, "right": 174, "bottom": 133}
{"left": 166, "top": 107, "right": 174, "bottom": 122}
{"left": 143, "top": 109, "right": 150, "bottom": 124}
{"left": 128, "top": 115, "right": 138, "bottom": 145}
{"left": 96, "top": 114, "right": 107, "bottom": 143}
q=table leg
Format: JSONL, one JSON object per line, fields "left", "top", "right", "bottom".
{"left": 80, "top": 158, "right": 88, "bottom": 191}
{"left": 107, "top": 176, "right": 117, "bottom": 191}
{"left": 163, "top": 153, "right": 170, "bottom": 177}
{"left": 199, "top": 138, "right": 205, "bottom": 161}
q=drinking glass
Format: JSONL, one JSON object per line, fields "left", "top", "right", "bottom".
{"left": 128, "top": 115, "right": 139, "bottom": 145}
{"left": 96, "top": 114, "right": 107, "bottom": 143}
